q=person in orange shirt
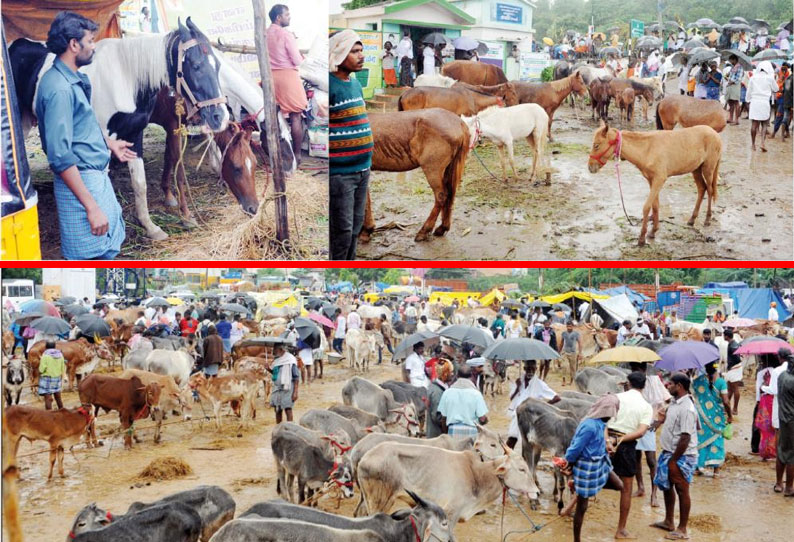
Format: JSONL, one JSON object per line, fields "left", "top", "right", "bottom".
{"left": 772, "top": 63, "right": 790, "bottom": 139}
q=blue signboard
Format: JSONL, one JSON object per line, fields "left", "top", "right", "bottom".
{"left": 494, "top": 3, "right": 523, "bottom": 25}
{"left": 223, "top": 271, "right": 243, "bottom": 280}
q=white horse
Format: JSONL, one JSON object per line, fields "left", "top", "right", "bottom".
{"left": 413, "top": 73, "right": 457, "bottom": 87}
{"left": 461, "top": 104, "right": 549, "bottom": 183}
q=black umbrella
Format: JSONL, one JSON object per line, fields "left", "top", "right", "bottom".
{"left": 636, "top": 37, "right": 663, "bottom": 50}
{"left": 501, "top": 300, "right": 526, "bottom": 310}
{"left": 529, "top": 300, "right": 551, "bottom": 309}
{"left": 729, "top": 17, "right": 749, "bottom": 25}
{"left": 421, "top": 32, "right": 447, "bottom": 46}
{"left": 438, "top": 324, "right": 495, "bottom": 349}
{"left": 687, "top": 48, "right": 720, "bottom": 67}
{"left": 694, "top": 18, "right": 719, "bottom": 29}
{"left": 753, "top": 48, "right": 789, "bottom": 61}
{"left": 321, "top": 303, "right": 339, "bottom": 319}
{"left": 93, "top": 298, "right": 112, "bottom": 306}
{"left": 719, "top": 49, "right": 753, "bottom": 69}
{"left": 682, "top": 38, "right": 706, "bottom": 50}
{"left": 305, "top": 299, "right": 325, "bottom": 311}
{"left": 13, "top": 312, "right": 45, "bottom": 326}
{"left": 753, "top": 19, "right": 770, "bottom": 29}
{"left": 393, "top": 331, "right": 439, "bottom": 360}
{"left": 62, "top": 304, "right": 89, "bottom": 317}
{"left": 58, "top": 296, "right": 77, "bottom": 305}
{"left": 481, "top": 338, "right": 560, "bottom": 361}
{"left": 785, "top": 20, "right": 793, "bottom": 33}
{"left": 476, "top": 41, "right": 489, "bottom": 55}
{"left": 146, "top": 297, "right": 170, "bottom": 308}
{"left": 30, "top": 316, "right": 71, "bottom": 335}
{"left": 292, "top": 317, "right": 322, "bottom": 349}
{"left": 599, "top": 46, "right": 621, "bottom": 57}
{"left": 219, "top": 302, "right": 251, "bottom": 315}
{"left": 75, "top": 314, "right": 111, "bottom": 337}
{"left": 724, "top": 22, "right": 753, "bottom": 33}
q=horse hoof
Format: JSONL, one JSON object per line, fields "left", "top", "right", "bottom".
{"left": 686, "top": 219, "right": 695, "bottom": 226}
{"left": 148, "top": 227, "right": 169, "bottom": 241}
{"left": 648, "top": 231, "right": 656, "bottom": 239}
{"left": 414, "top": 232, "right": 430, "bottom": 242}
{"left": 432, "top": 226, "right": 448, "bottom": 237}
{"left": 530, "top": 499, "right": 541, "bottom": 511}
{"left": 164, "top": 195, "right": 179, "bottom": 208}
{"left": 637, "top": 239, "right": 646, "bottom": 247}
{"left": 181, "top": 217, "right": 198, "bottom": 229}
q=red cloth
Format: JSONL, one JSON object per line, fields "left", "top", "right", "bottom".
{"left": 383, "top": 68, "right": 397, "bottom": 86}
{"left": 180, "top": 317, "right": 199, "bottom": 336}
{"left": 425, "top": 357, "right": 440, "bottom": 381}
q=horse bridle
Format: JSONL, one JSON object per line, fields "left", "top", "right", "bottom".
{"left": 175, "top": 38, "right": 227, "bottom": 121}
{"left": 588, "top": 129, "right": 622, "bottom": 166}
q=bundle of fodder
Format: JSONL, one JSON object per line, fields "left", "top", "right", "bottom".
{"left": 136, "top": 456, "right": 193, "bottom": 481}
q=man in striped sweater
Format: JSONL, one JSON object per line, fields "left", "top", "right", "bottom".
{"left": 329, "top": 30, "right": 373, "bottom": 260}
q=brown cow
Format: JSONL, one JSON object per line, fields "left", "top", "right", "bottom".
{"left": 441, "top": 60, "right": 508, "bottom": 86}
{"left": 233, "top": 356, "right": 273, "bottom": 404}
{"left": 6, "top": 405, "right": 93, "bottom": 479}
{"left": 78, "top": 375, "right": 161, "bottom": 449}
{"left": 2, "top": 330, "right": 15, "bottom": 356}
{"left": 119, "top": 369, "right": 192, "bottom": 443}
{"left": 189, "top": 372, "right": 258, "bottom": 429}
{"left": 108, "top": 321, "right": 135, "bottom": 365}
{"left": 27, "top": 338, "right": 114, "bottom": 391}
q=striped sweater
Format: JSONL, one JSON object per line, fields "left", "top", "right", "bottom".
{"left": 329, "top": 73, "right": 373, "bottom": 175}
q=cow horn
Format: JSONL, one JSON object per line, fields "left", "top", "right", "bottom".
{"left": 94, "top": 333, "right": 103, "bottom": 345}
{"left": 404, "top": 489, "right": 427, "bottom": 508}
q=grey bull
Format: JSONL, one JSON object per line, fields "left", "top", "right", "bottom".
{"left": 206, "top": 518, "right": 385, "bottom": 542}
{"left": 327, "top": 404, "right": 387, "bottom": 432}
{"left": 69, "top": 502, "right": 201, "bottom": 542}
{"left": 380, "top": 380, "right": 428, "bottom": 429}
{"left": 299, "top": 409, "right": 366, "bottom": 445}
{"left": 574, "top": 367, "right": 626, "bottom": 395}
{"left": 341, "top": 376, "right": 420, "bottom": 436}
{"left": 68, "top": 485, "right": 235, "bottom": 542}
{"left": 239, "top": 492, "right": 451, "bottom": 542}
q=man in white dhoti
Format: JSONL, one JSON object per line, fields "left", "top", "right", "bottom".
{"left": 505, "top": 359, "right": 561, "bottom": 448}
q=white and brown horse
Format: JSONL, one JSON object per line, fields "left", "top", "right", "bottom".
{"left": 512, "top": 71, "right": 588, "bottom": 139}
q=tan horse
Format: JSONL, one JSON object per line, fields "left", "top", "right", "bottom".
{"left": 587, "top": 122, "right": 722, "bottom": 246}
{"left": 441, "top": 60, "right": 508, "bottom": 86}
{"left": 615, "top": 88, "right": 635, "bottom": 124}
{"left": 398, "top": 86, "right": 505, "bottom": 116}
{"left": 453, "top": 82, "right": 519, "bottom": 106}
{"left": 655, "top": 95, "right": 727, "bottom": 133}
{"left": 512, "top": 71, "right": 587, "bottom": 139}
{"left": 361, "top": 108, "right": 471, "bottom": 242}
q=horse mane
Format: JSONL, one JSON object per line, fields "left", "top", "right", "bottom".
{"left": 115, "top": 33, "right": 171, "bottom": 95}
{"left": 477, "top": 105, "right": 502, "bottom": 118}
{"left": 548, "top": 74, "right": 574, "bottom": 92}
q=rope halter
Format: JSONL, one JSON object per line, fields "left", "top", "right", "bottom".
{"left": 588, "top": 129, "right": 622, "bottom": 166}
{"left": 175, "top": 38, "right": 227, "bottom": 121}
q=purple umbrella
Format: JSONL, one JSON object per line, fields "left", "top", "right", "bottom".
{"left": 656, "top": 341, "right": 719, "bottom": 372}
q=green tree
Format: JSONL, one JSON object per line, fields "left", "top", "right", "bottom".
{"left": 383, "top": 268, "right": 404, "bottom": 284}
{"left": 1, "top": 269, "right": 42, "bottom": 283}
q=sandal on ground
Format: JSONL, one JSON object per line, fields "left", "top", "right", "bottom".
{"left": 774, "top": 484, "right": 784, "bottom": 493}
{"left": 665, "top": 532, "right": 690, "bottom": 540}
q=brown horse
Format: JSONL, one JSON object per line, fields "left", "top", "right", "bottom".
{"left": 588, "top": 77, "right": 612, "bottom": 121}
{"left": 361, "top": 108, "right": 471, "bottom": 242}
{"left": 453, "top": 82, "right": 519, "bottom": 106}
{"left": 398, "top": 86, "right": 504, "bottom": 116}
{"left": 587, "top": 121, "right": 722, "bottom": 246}
{"left": 149, "top": 89, "right": 259, "bottom": 226}
{"left": 512, "top": 71, "right": 587, "bottom": 139}
{"left": 655, "top": 94, "right": 728, "bottom": 133}
{"left": 616, "top": 88, "right": 635, "bottom": 124}
{"left": 441, "top": 60, "right": 508, "bottom": 86}
{"left": 609, "top": 79, "right": 655, "bottom": 121}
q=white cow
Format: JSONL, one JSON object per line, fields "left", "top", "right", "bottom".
{"left": 145, "top": 349, "right": 195, "bottom": 388}
{"left": 345, "top": 329, "right": 381, "bottom": 372}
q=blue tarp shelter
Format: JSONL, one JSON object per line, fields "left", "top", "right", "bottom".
{"left": 328, "top": 281, "right": 354, "bottom": 293}
{"left": 702, "top": 281, "right": 748, "bottom": 289}
{"left": 734, "top": 288, "right": 790, "bottom": 322}
{"left": 374, "top": 282, "right": 389, "bottom": 292}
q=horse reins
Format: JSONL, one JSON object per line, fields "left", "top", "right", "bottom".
{"left": 588, "top": 129, "right": 634, "bottom": 226}
{"left": 175, "top": 38, "right": 227, "bottom": 121}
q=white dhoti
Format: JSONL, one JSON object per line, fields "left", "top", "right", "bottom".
{"left": 749, "top": 98, "right": 772, "bottom": 121}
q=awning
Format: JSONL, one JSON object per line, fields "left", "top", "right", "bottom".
{"left": 540, "top": 291, "right": 609, "bottom": 304}
{"left": 2, "top": 0, "right": 125, "bottom": 43}
{"left": 479, "top": 288, "right": 505, "bottom": 306}
{"left": 592, "top": 293, "right": 639, "bottom": 326}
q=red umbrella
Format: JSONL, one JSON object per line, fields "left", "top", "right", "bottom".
{"left": 308, "top": 312, "right": 335, "bottom": 329}
{"left": 405, "top": 295, "right": 420, "bottom": 302}
{"left": 735, "top": 338, "right": 794, "bottom": 356}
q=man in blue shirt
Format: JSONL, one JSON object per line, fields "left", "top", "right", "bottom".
{"left": 35, "top": 12, "right": 136, "bottom": 260}
{"left": 215, "top": 314, "right": 232, "bottom": 353}
{"left": 437, "top": 365, "right": 489, "bottom": 440}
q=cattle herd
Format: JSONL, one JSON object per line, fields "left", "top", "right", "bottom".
{"left": 1, "top": 297, "right": 784, "bottom": 541}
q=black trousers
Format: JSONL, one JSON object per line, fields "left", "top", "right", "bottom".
{"left": 751, "top": 401, "right": 760, "bottom": 453}
{"left": 329, "top": 169, "right": 370, "bottom": 260}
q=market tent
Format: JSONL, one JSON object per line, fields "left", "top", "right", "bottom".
{"left": 329, "top": 281, "right": 354, "bottom": 293}
{"left": 540, "top": 291, "right": 608, "bottom": 305}
{"left": 734, "top": 288, "right": 790, "bottom": 322}
{"left": 2, "top": 0, "right": 124, "bottom": 43}
{"left": 383, "top": 285, "right": 417, "bottom": 294}
{"left": 479, "top": 288, "right": 506, "bottom": 307}
{"left": 702, "top": 281, "right": 749, "bottom": 289}
{"left": 591, "top": 294, "right": 639, "bottom": 327}
{"left": 428, "top": 291, "right": 481, "bottom": 306}
{"left": 597, "top": 286, "right": 649, "bottom": 307}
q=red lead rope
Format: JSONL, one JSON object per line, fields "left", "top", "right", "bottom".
{"left": 588, "top": 130, "right": 633, "bottom": 226}
{"left": 410, "top": 515, "right": 423, "bottom": 542}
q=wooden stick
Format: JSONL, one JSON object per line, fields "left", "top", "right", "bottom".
{"left": 212, "top": 39, "right": 257, "bottom": 55}
{"left": 252, "top": 0, "right": 290, "bottom": 246}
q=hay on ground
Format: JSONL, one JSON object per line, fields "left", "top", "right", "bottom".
{"left": 689, "top": 513, "right": 722, "bottom": 532}
{"left": 136, "top": 456, "right": 193, "bottom": 481}
{"left": 725, "top": 452, "right": 756, "bottom": 467}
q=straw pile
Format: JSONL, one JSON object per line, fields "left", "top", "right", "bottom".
{"left": 689, "top": 513, "right": 722, "bottom": 532}
{"left": 136, "top": 456, "right": 193, "bottom": 481}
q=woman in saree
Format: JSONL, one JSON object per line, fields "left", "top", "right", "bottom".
{"left": 694, "top": 361, "right": 733, "bottom": 476}
{"left": 755, "top": 355, "right": 780, "bottom": 460}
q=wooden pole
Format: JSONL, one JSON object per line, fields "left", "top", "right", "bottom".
{"left": 252, "top": 0, "right": 289, "bottom": 246}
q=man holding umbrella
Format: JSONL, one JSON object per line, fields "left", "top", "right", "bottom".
{"left": 506, "top": 359, "right": 561, "bottom": 449}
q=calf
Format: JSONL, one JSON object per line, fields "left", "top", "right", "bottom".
{"left": 233, "top": 356, "right": 272, "bottom": 403}
{"left": 516, "top": 398, "right": 579, "bottom": 510}
{"left": 271, "top": 422, "right": 355, "bottom": 504}
{"left": 574, "top": 367, "right": 625, "bottom": 395}
{"left": 119, "top": 369, "right": 192, "bottom": 443}
{"left": 188, "top": 372, "right": 258, "bottom": 429}
{"left": 78, "top": 374, "right": 161, "bottom": 449}
{"left": 2, "top": 329, "right": 15, "bottom": 356}
{"left": 6, "top": 405, "right": 93, "bottom": 480}
{"left": 69, "top": 502, "right": 201, "bottom": 542}
{"left": 327, "top": 404, "right": 385, "bottom": 432}
{"left": 300, "top": 409, "right": 365, "bottom": 445}
{"left": 482, "top": 359, "right": 507, "bottom": 397}
{"left": 341, "top": 376, "right": 420, "bottom": 436}
{"left": 70, "top": 486, "right": 235, "bottom": 542}
{"left": 240, "top": 493, "right": 451, "bottom": 542}
{"left": 4, "top": 357, "right": 25, "bottom": 406}
{"left": 357, "top": 442, "right": 537, "bottom": 534}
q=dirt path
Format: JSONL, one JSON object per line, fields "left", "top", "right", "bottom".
{"left": 10, "top": 356, "right": 791, "bottom": 542}
{"left": 359, "top": 92, "right": 793, "bottom": 260}
{"left": 27, "top": 127, "right": 328, "bottom": 260}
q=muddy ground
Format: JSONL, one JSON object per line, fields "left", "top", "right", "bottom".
{"left": 9, "top": 352, "right": 790, "bottom": 542}
{"left": 26, "top": 126, "right": 328, "bottom": 260}
{"left": 360, "top": 80, "right": 793, "bottom": 260}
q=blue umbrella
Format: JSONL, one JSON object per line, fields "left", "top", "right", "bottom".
{"left": 656, "top": 341, "right": 719, "bottom": 372}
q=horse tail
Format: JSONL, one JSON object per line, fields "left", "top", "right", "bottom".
{"left": 655, "top": 105, "right": 663, "bottom": 130}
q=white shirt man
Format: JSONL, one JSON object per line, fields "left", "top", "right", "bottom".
{"left": 763, "top": 361, "right": 789, "bottom": 429}
{"left": 347, "top": 310, "right": 361, "bottom": 331}
{"left": 769, "top": 305, "right": 779, "bottom": 321}
{"left": 617, "top": 323, "right": 633, "bottom": 345}
{"left": 420, "top": 302, "right": 431, "bottom": 319}
{"left": 334, "top": 314, "right": 347, "bottom": 339}
{"left": 632, "top": 319, "right": 652, "bottom": 339}
{"left": 467, "top": 297, "right": 479, "bottom": 308}
{"left": 506, "top": 318, "right": 522, "bottom": 339}
{"left": 405, "top": 304, "right": 417, "bottom": 321}
{"left": 405, "top": 349, "right": 429, "bottom": 388}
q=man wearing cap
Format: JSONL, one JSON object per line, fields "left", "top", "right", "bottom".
{"left": 438, "top": 364, "right": 489, "bottom": 440}
{"left": 403, "top": 341, "right": 430, "bottom": 388}
{"left": 769, "top": 301, "right": 780, "bottom": 321}
{"left": 506, "top": 359, "right": 560, "bottom": 449}
{"left": 329, "top": 29, "right": 372, "bottom": 260}
{"left": 631, "top": 318, "right": 652, "bottom": 340}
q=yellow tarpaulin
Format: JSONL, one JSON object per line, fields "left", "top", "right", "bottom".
{"left": 364, "top": 293, "right": 380, "bottom": 303}
{"left": 479, "top": 288, "right": 506, "bottom": 306}
{"left": 384, "top": 286, "right": 416, "bottom": 294}
{"left": 540, "top": 291, "right": 609, "bottom": 304}
{"left": 166, "top": 297, "right": 183, "bottom": 306}
{"left": 429, "top": 292, "right": 481, "bottom": 306}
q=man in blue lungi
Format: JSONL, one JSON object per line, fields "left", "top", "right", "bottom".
{"left": 35, "top": 12, "right": 136, "bottom": 260}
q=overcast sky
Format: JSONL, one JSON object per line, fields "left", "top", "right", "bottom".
{"left": 330, "top": 0, "right": 344, "bottom": 15}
